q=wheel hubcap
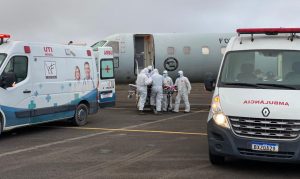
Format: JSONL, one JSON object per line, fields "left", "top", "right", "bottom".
{"left": 78, "top": 108, "right": 87, "bottom": 121}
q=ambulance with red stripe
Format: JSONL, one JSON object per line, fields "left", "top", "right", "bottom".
{"left": 0, "top": 34, "right": 115, "bottom": 135}
{"left": 205, "top": 28, "right": 300, "bottom": 164}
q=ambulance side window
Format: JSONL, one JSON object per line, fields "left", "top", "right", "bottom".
{"left": 4, "top": 56, "right": 28, "bottom": 83}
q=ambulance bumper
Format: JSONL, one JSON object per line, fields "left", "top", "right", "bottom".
{"left": 208, "top": 119, "right": 300, "bottom": 163}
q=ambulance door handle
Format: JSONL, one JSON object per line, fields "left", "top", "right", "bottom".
{"left": 23, "top": 90, "right": 31, "bottom": 94}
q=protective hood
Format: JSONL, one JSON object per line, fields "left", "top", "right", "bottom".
{"left": 153, "top": 69, "right": 159, "bottom": 75}
{"left": 178, "top": 70, "right": 184, "bottom": 77}
{"left": 140, "top": 68, "right": 148, "bottom": 74}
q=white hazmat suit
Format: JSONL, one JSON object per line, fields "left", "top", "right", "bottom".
{"left": 146, "top": 65, "right": 153, "bottom": 77}
{"left": 162, "top": 70, "right": 174, "bottom": 111}
{"left": 136, "top": 68, "right": 152, "bottom": 111}
{"left": 174, "top": 71, "right": 192, "bottom": 113}
{"left": 150, "top": 69, "right": 163, "bottom": 113}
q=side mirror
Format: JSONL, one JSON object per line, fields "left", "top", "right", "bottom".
{"left": 204, "top": 78, "right": 216, "bottom": 92}
{"left": 0, "top": 72, "right": 16, "bottom": 89}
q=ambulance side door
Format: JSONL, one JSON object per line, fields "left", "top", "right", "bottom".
{"left": 0, "top": 55, "right": 32, "bottom": 127}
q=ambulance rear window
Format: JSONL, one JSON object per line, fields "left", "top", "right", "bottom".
{"left": 100, "top": 59, "right": 114, "bottom": 79}
{"left": 0, "top": 54, "right": 7, "bottom": 67}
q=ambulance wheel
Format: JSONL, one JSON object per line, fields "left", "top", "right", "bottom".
{"left": 73, "top": 104, "right": 88, "bottom": 126}
{"left": 209, "top": 151, "right": 225, "bottom": 165}
{"left": 0, "top": 120, "right": 2, "bottom": 136}
{"left": 0, "top": 117, "right": 3, "bottom": 136}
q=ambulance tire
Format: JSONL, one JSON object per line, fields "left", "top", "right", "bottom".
{"left": 0, "top": 118, "right": 3, "bottom": 136}
{"left": 72, "top": 103, "right": 88, "bottom": 126}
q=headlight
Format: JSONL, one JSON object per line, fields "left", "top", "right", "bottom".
{"left": 213, "top": 113, "right": 230, "bottom": 129}
{"left": 211, "top": 95, "right": 230, "bottom": 129}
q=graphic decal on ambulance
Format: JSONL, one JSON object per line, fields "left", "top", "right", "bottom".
{"left": 44, "top": 61, "right": 57, "bottom": 79}
{"left": 73, "top": 62, "right": 95, "bottom": 91}
{"left": 1, "top": 89, "right": 98, "bottom": 127}
{"left": 243, "top": 100, "right": 289, "bottom": 106}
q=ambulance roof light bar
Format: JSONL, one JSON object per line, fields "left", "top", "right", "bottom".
{"left": 237, "top": 28, "right": 300, "bottom": 35}
{"left": 0, "top": 34, "right": 10, "bottom": 45}
{"left": 237, "top": 28, "right": 300, "bottom": 43}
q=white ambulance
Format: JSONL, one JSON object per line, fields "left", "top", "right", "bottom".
{"left": 0, "top": 34, "right": 99, "bottom": 135}
{"left": 205, "top": 28, "right": 300, "bottom": 164}
{"left": 93, "top": 47, "right": 116, "bottom": 108}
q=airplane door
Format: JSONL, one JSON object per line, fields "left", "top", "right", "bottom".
{"left": 134, "top": 36, "right": 145, "bottom": 73}
{"left": 134, "top": 34, "right": 155, "bottom": 75}
{"left": 0, "top": 55, "right": 32, "bottom": 127}
{"left": 144, "top": 35, "right": 155, "bottom": 67}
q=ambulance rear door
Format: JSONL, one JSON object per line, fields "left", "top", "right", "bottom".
{"left": 96, "top": 47, "right": 116, "bottom": 108}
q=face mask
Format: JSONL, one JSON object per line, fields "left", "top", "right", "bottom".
{"left": 177, "top": 73, "right": 180, "bottom": 78}
{"left": 163, "top": 74, "right": 167, "bottom": 77}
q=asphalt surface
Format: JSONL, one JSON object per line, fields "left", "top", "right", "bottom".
{"left": 1, "top": 83, "right": 300, "bottom": 179}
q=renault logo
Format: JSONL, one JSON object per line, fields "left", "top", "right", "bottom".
{"left": 262, "top": 107, "right": 270, "bottom": 117}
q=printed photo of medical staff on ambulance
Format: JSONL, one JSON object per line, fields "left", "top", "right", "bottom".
{"left": 72, "top": 62, "right": 95, "bottom": 92}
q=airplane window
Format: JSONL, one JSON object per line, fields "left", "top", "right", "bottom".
{"left": 167, "top": 47, "right": 175, "bottom": 55}
{"left": 183, "top": 46, "right": 191, "bottom": 55}
{"left": 113, "top": 57, "right": 119, "bottom": 68}
{"left": 105, "top": 41, "right": 119, "bottom": 56}
{"left": 202, "top": 47, "right": 210, "bottom": 55}
{"left": 221, "top": 47, "right": 226, "bottom": 55}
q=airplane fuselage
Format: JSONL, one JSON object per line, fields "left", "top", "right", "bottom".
{"left": 93, "top": 33, "right": 234, "bottom": 83}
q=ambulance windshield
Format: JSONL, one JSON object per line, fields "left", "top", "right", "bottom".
{"left": 0, "top": 54, "right": 6, "bottom": 67}
{"left": 219, "top": 50, "right": 300, "bottom": 90}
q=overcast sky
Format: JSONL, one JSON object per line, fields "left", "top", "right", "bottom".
{"left": 1, "top": 0, "right": 300, "bottom": 45}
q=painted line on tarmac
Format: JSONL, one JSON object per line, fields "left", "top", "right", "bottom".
{"left": 125, "top": 110, "right": 205, "bottom": 129}
{"left": 0, "top": 110, "right": 202, "bottom": 158}
{"left": 39, "top": 126, "right": 207, "bottom": 136}
{"left": 0, "top": 130, "right": 113, "bottom": 158}
{"left": 105, "top": 107, "right": 134, "bottom": 110}
{"left": 106, "top": 107, "right": 210, "bottom": 112}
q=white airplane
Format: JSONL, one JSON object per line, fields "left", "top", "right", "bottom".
{"left": 92, "top": 33, "right": 234, "bottom": 83}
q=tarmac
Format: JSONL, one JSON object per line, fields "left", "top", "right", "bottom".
{"left": 0, "top": 83, "right": 300, "bottom": 179}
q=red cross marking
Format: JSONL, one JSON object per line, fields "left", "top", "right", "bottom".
{"left": 105, "top": 65, "right": 111, "bottom": 73}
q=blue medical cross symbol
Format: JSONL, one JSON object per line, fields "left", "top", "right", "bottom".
{"left": 46, "top": 94, "right": 51, "bottom": 102}
{"left": 28, "top": 100, "right": 36, "bottom": 109}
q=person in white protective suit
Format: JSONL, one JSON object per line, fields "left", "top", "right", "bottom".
{"left": 173, "top": 70, "right": 192, "bottom": 113}
{"left": 136, "top": 68, "right": 152, "bottom": 114}
{"left": 147, "top": 65, "right": 153, "bottom": 77}
{"left": 150, "top": 69, "right": 164, "bottom": 114}
{"left": 162, "top": 70, "right": 174, "bottom": 112}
